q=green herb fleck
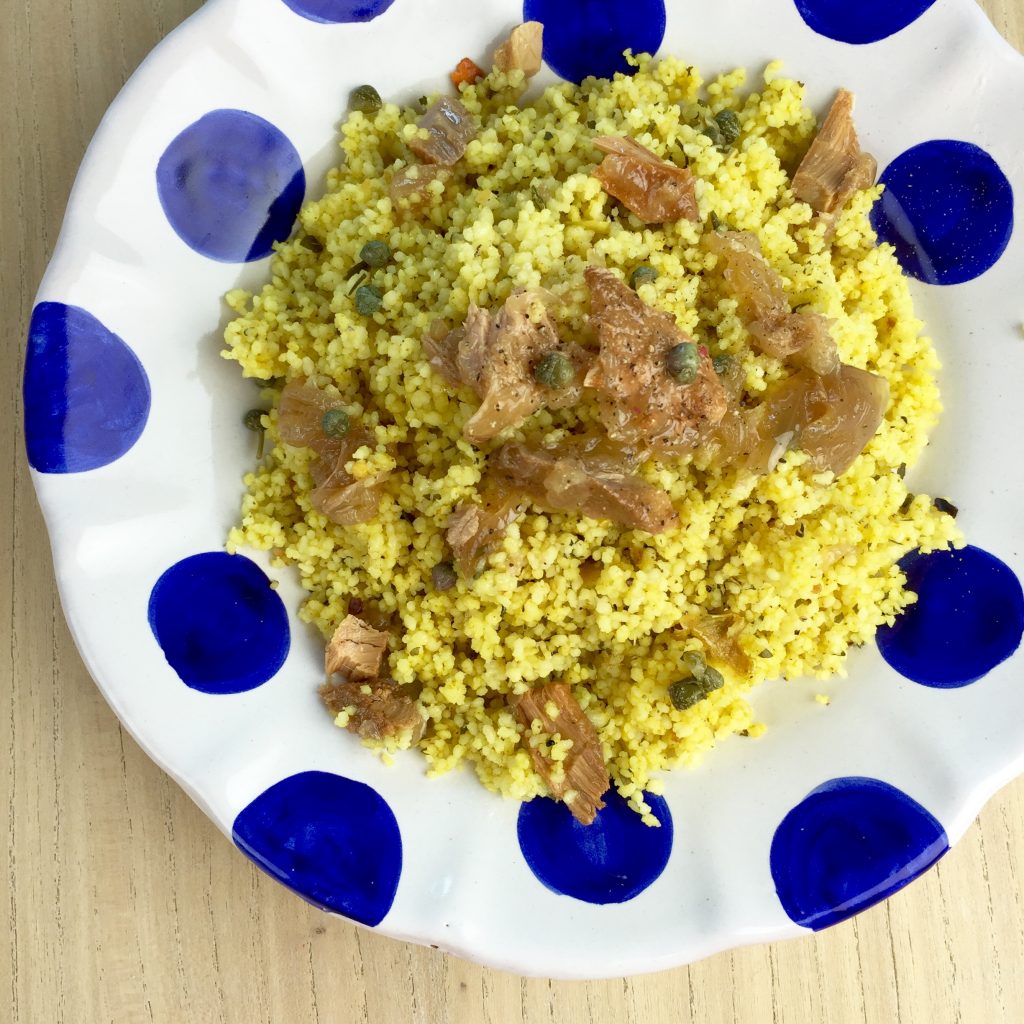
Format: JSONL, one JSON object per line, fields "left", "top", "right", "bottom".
{"left": 346, "top": 269, "right": 368, "bottom": 295}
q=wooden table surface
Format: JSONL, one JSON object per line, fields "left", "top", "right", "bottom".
{"left": 4, "top": 3, "right": 1023, "bottom": 1021}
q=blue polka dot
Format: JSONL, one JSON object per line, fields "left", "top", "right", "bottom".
{"left": 23, "top": 302, "right": 151, "bottom": 474}
{"left": 877, "top": 546, "right": 1024, "bottom": 688}
{"left": 233, "top": 771, "right": 402, "bottom": 926}
{"left": 871, "top": 140, "right": 1013, "bottom": 285}
{"left": 794, "top": 0, "right": 938, "bottom": 44}
{"left": 523, "top": 0, "right": 666, "bottom": 83}
{"left": 280, "top": 0, "right": 395, "bottom": 21}
{"left": 771, "top": 777, "right": 948, "bottom": 930}
{"left": 517, "top": 789, "right": 672, "bottom": 904}
{"left": 149, "top": 552, "right": 290, "bottom": 694}
{"left": 156, "top": 109, "right": 306, "bottom": 263}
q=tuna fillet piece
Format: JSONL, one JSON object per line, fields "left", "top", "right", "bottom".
{"left": 593, "top": 136, "right": 699, "bottom": 224}
{"left": 492, "top": 440, "right": 679, "bottom": 533}
{"left": 446, "top": 475, "right": 523, "bottom": 576}
{"left": 704, "top": 230, "right": 839, "bottom": 372}
{"left": 321, "top": 615, "right": 425, "bottom": 743}
{"left": 436, "top": 292, "right": 592, "bottom": 444}
{"left": 278, "top": 380, "right": 386, "bottom": 526}
{"left": 390, "top": 165, "right": 453, "bottom": 212}
{"left": 705, "top": 364, "right": 889, "bottom": 477}
{"left": 584, "top": 266, "right": 727, "bottom": 452}
{"left": 793, "top": 89, "right": 877, "bottom": 236}
{"left": 409, "top": 96, "right": 478, "bottom": 166}
{"left": 514, "top": 683, "right": 610, "bottom": 825}
{"left": 320, "top": 676, "right": 426, "bottom": 743}
{"left": 325, "top": 614, "right": 389, "bottom": 680}
{"left": 493, "top": 21, "right": 544, "bottom": 78}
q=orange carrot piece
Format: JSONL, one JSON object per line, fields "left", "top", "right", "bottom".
{"left": 451, "top": 57, "right": 485, "bottom": 88}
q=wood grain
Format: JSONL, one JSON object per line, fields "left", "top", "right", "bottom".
{"left": 3, "top": 3, "right": 1022, "bottom": 1021}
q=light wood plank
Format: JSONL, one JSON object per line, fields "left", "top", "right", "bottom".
{"left": 3, "top": 2, "right": 1022, "bottom": 1021}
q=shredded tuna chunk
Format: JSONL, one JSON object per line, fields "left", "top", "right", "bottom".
{"left": 684, "top": 613, "right": 752, "bottom": 678}
{"left": 793, "top": 89, "right": 877, "bottom": 236}
{"left": 389, "top": 165, "right": 453, "bottom": 211}
{"left": 325, "top": 614, "right": 389, "bottom": 680}
{"left": 278, "top": 379, "right": 348, "bottom": 456}
{"left": 278, "top": 380, "right": 387, "bottom": 525}
{"left": 514, "top": 683, "right": 610, "bottom": 825}
{"left": 311, "top": 476, "right": 388, "bottom": 526}
{"left": 584, "top": 267, "right": 727, "bottom": 452}
{"left": 421, "top": 319, "right": 462, "bottom": 384}
{"left": 593, "top": 136, "right": 699, "bottom": 223}
{"left": 446, "top": 476, "right": 522, "bottom": 576}
{"left": 705, "top": 230, "right": 839, "bottom": 371}
{"left": 493, "top": 440, "right": 679, "bottom": 533}
{"left": 705, "top": 364, "right": 889, "bottom": 476}
{"left": 432, "top": 291, "right": 592, "bottom": 444}
{"left": 493, "top": 21, "right": 544, "bottom": 78}
{"left": 321, "top": 614, "right": 423, "bottom": 742}
{"left": 321, "top": 676, "right": 426, "bottom": 743}
{"left": 409, "top": 96, "right": 478, "bottom": 166}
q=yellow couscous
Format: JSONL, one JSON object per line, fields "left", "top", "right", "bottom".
{"left": 222, "top": 51, "right": 960, "bottom": 824}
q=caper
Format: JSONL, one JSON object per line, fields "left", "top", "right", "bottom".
{"left": 243, "top": 409, "right": 265, "bottom": 432}
{"left": 697, "top": 112, "right": 723, "bottom": 147}
{"left": 321, "top": 408, "right": 350, "bottom": 439}
{"left": 669, "top": 680, "right": 705, "bottom": 711}
{"left": 359, "top": 239, "right": 392, "bottom": 268}
{"left": 715, "top": 109, "right": 741, "bottom": 147}
{"left": 431, "top": 561, "right": 458, "bottom": 592}
{"left": 666, "top": 342, "right": 700, "bottom": 384}
{"left": 244, "top": 409, "right": 267, "bottom": 458}
{"left": 629, "top": 265, "right": 659, "bottom": 290}
{"left": 354, "top": 284, "right": 383, "bottom": 316}
{"left": 533, "top": 351, "right": 575, "bottom": 390}
{"left": 681, "top": 649, "right": 707, "bottom": 680}
{"left": 712, "top": 354, "right": 734, "bottom": 376}
{"left": 350, "top": 84, "right": 382, "bottom": 114}
{"left": 701, "top": 666, "right": 725, "bottom": 692}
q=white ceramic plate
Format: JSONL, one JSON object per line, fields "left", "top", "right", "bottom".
{"left": 24, "top": 0, "right": 1024, "bottom": 978}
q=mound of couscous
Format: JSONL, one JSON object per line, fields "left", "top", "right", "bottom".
{"left": 223, "top": 35, "right": 960, "bottom": 824}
